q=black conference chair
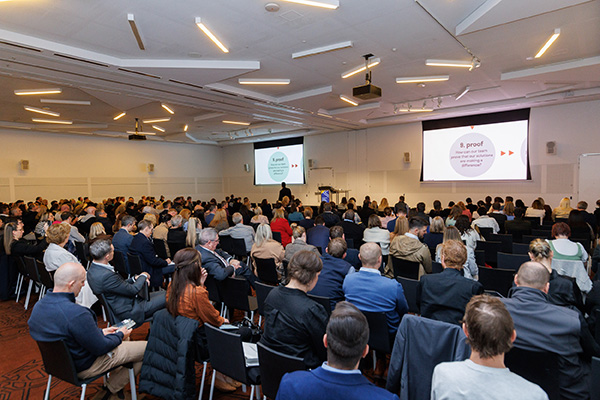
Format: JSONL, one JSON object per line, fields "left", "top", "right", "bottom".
{"left": 204, "top": 275, "right": 225, "bottom": 316}
{"left": 431, "top": 261, "right": 443, "bottom": 274}
{"left": 219, "top": 235, "right": 234, "bottom": 255}
{"left": 512, "top": 242, "right": 530, "bottom": 255}
{"left": 490, "top": 234, "right": 513, "bottom": 254}
{"left": 592, "top": 356, "right": 600, "bottom": 400}
{"left": 23, "top": 256, "right": 42, "bottom": 310}
{"left": 523, "top": 217, "right": 541, "bottom": 228}
{"left": 477, "top": 267, "right": 515, "bottom": 297}
{"left": 496, "top": 252, "right": 530, "bottom": 271}
{"left": 255, "top": 281, "right": 276, "bottom": 326}
{"left": 127, "top": 253, "right": 143, "bottom": 276}
{"left": 477, "top": 227, "right": 494, "bottom": 241}
{"left": 254, "top": 257, "right": 279, "bottom": 286}
{"left": 476, "top": 240, "right": 501, "bottom": 267}
{"left": 36, "top": 339, "right": 137, "bottom": 400}
{"left": 523, "top": 234, "right": 543, "bottom": 244}
{"left": 153, "top": 238, "right": 169, "bottom": 260}
{"left": 112, "top": 250, "right": 129, "bottom": 279}
{"left": 396, "top": 276, "right": 419, "bottom": 314}
{"left": 204, "top": 324, "right": 260, "bottom": 400}
{"left": 361, "top": 311, "right": 393, "bottom": 372}
{"left": 257, "top": 342, "right": 306, "bottom": 400}
{"left": 505, "top": 347, "right": 560, "bottom": 400}
{"left": 272, "top": 231, "right": 282, "bottom": 244}
{"left": 75, "top": 241, "right": 90, "bottom": 268}
{"left": 97, "top": 293, "right": 121, "bottom": 326}
{"left": 532, "top": 229, "right": 552, "bottom": 239}
{"left": 14, "top": 256, "right": 29, "bottom": 303}
{"left": 36, "top": 259, "right": 54, "bottom": 298}
{"left": 474, "top": 250, "right": 485, "bottom": 266}
{"left": 307, "top": 293, "right": 332, "bottom": 316}
{"left": 391, "top": 257, "right": 420, "bottom": 280}
{"left": 230, "top": 237, "right": 249, "bottom": 260}
{"left": 220, "top": 277, "right": 258, "bottom": 321}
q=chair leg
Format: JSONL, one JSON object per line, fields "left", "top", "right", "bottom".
{"left": 16, "top": 275, "right": 23, "bottom": 302}
{"left": 101, "top": 306, "right": 107, "bottom": 323}
{"left": 258, "top": 315, "right": 262, "bottom": 327}
{"left": 255, "top": 385, "right": 260, "bottom": 400}
{"left": 372, "top": 350, "right": 377, "bottom": 372}
{"left": 249, "top": 385, "right": 255, "bottom": 400}
{"left": 128, "top": 367, "right": 137, "bottom": 400}
{"left": 208, "top": 367, "right": 216, "bottom": 400}
{"left": 44, "top": 374, "right": 51, "bottom": 400}
{"left": 242, "top": 384, "right": 247, "bottom": 392}
{"left": 24, "top": 280, "right": 34, "bottom": 310}
{"left": 198, "top": 361, "right": 207, "bottom": 400}
{"left": 80, "top": 383, "right": 87, "bottom": 400}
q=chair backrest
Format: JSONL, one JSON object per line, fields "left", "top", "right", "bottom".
{"left": 272, "top": 231, "right": 282, "bottom": 244}
{"left": 346, "top": 238, "right": 355, "bottom": 249}
{"left": 477, "top": 227, "right": 493, "bottom": 241}
{"left": 15, "top": 256, "right": 27, "bottom": 275}
{"left": 230, "top": 238, "right": 248, "bottom": 259}
{"left": 512, "top": 242, "right": 530, "bottom": 255}
{"left": 167, "top": 241, "right": 186, "bottom": 259}
{"left": 221, "top": 277, "right": 254, "bottom": 312}
{"left": 257, "top": 342, "right": 306, "bottom": 399}
{"left": 504, "top": 347, "right": 560, "bottom": 400}
{"left": 204, "top": 275, "right": 222, "bottom": 303}
{"left": 523, "top": 216, "right": 540, "bottom": 228}
{"left": 531, "top": 229, "right": 552, "bottom": 239}
{"left": 254, "top": 257, "right": 279, "bottom": 286}
{"left": 496, "top": 252, "right": 530, "bottom": 271}
{"left": 127, "top": 253, "right": 143, "bottom": 276}
{"left": 112, "top": 250, "right": 129, "bottom": 278}
{"left": 153, "top": 239, "right": 169, "bottom": 260}
{"left": 396, "top": 276, "right": 419, "bottom": 314}
{"left": 255, "top": 281, "right": 276, "bottom": 317}
{"left": 219, "top": 235, "right": 234, "bottom": 254}
{"left": 36, "top": 259, "right": 54, "bottom": 289}
{"left": 595, "top": 309, "right": 600, "bottom": 345}
{"left": 36, "top": 340, "right": 81, "bottom": 386}
{"left": 361, "top": 311, "right": 392, "bottom": 353}
{"left": 489, "top": 234, "right": 513, "bottom": 253}
{"left": 204, "top": 324, "right": 249, "bottom": 384}
{"left": 592, "top": 356, "right": 600, "bottom": 400}
{"left": 474, "top": 250, "right": 485, "bottom": 266}
{"left": 391, "top": 257, "right": 420, "bottom": 280}
{"left": 476, "top": 240, "right": 501, "bottom": 267}
{"left": 522, "top": 234, "right": 542, "bottom": 244}
{"left": 23, "top": 256, "right": 41, "bottom": 283}
{"left": 477, "top": 267, "right": 515, "bottom": 297}
{"left": 75, "top": 241, "right": 89, "bottom": 265}
{"left": 431, "top": 261, "right": 443, "bottom": 274}
{"left": 97, "top": 293, "right": 121, "bottom": 325}
{"left": 307, "top": 293, "right": 331, "bottom": 316}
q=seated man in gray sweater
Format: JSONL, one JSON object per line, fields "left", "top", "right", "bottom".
{"left": 431, "top": 295, "right": 548, "bottom": 400}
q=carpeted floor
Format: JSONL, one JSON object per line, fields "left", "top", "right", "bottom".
{"left": 0, "top": 290, "right": 387, "bottom": 399}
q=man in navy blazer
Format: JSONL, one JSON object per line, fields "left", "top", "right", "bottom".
{"left": 276, "top": 301, "right": 399, "bottom": 400}
{"left": 309, "top": 238, "right": 354, "bottom": 311}
{"left": 129, "top": 220, "right": 172, "bottom": 288}
{"left": 112, "top": 215, "right": 137, "bottom": 271}
{"left": 196, "top": 227, "right": 256, "bottom": 286}
{"left": 417, "top": 240, "right": 483, "bottom": 325}
{"left": 306, "top": 216, "right": 330, "bottom": 252}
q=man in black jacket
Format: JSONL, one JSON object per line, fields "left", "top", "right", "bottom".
{"left": 87, "top": 238, "right": 165, "bottom": 325}
{"left": 335, "top": 210, "right": 364, "bottom": 249}
{"left": 129, "top": 220, "right": 173, "bottom": 288}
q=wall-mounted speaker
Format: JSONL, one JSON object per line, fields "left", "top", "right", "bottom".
{"left": 20, "top": 160, "right": 29, "bottom": 170}
{"left": 147, "top": 163, "right": 155, "bottom": 172}
{"left": 308, "top": 159, "right": 315, "bottom": 168}
{"left": 546, "top": 141, "right": 557, "bottom": 155}
{"left": 403, "top": 152, "right": 411, "bottom": 163}
{"left": 244, "top": 163, "right": 250, "bottom": 172}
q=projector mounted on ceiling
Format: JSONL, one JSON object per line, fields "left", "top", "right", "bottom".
{"left": 128, "top": 118, "right": 148, "bottom": 141}
{"left": 352, "top": 53, "right": 382, "bottom": 100}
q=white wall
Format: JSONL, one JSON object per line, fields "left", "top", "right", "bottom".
{"left": 223, "top": 99, "right": 600, "bottom": 209}
{"left": 0, "top": 130, "right": 224, "bottom": 202}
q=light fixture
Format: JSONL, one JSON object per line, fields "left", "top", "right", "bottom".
{"left": 339, "top": 95, "right": 358, "bottom": 106}
{"left": 24, "top": 106, "right": 60, "bottom": 117}
{"left": 535, "top": 28, "right": 560, "bottom": 58}
{"left": 341, "top": 58, "right": 380, "bottom": 79}
{"left": 222, "top": 120, "right": 250, "bottom": 126}
{"left": 238, "top": 79, "right": 291, "bottom": 85}
{"left": 142, "top": 117, "right": 171, "bottom": 123}
{"left": 15, "top": 88, "right": 62, "bottom": 96}
{"left": 195, "top": 17, "right": 229, "bottom": 53}
{"left": 161, "top": 103, "right": 175, "bottom": 114}
{"left": 183, "top": 124, "right": 189, "bottom": 132}
{"left": 395, "top": 75, "right": 449, "bottom": 84}
{"left": 127, "top": 14, "right": 145, "bottom": 50}
{"left": 397, "top": 108, "right": 433, "bottom": 112}
{"left": 32, "top": 118, "right": 73, "bottom": 124}
{"left": 113, "top": 112, "right": 126, "bottom": 120}
{"left": 40, "top": 99, "right": 90, "bottom": 105}
{"left": 126, "top": 130, "right": 155, "bottom": 135}
{"left": 455, "top": 86, "right": 470, "bottom": 100}
{"left": 292, "top": 41, "right": 353, "bottom": 59}
{"left": 152, "top": 125, "right": 165, "bottom": 132}
{"left": 281, "top": 0, "right": 339, "bottom": 9}
{"left": 426, "top": 59, "right": 473, "bottom": 68}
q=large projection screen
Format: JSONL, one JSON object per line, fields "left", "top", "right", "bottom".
{"left": 421, "top": 109, "right": 531, "bottom": 182}
{"left": 254, "top": 137, "right": 305, "bottom": 185}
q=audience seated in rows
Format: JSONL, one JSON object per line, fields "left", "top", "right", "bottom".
{"left": 389, "top": 217, "right": 432, "bottom": 278}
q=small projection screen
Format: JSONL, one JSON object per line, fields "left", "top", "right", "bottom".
{"left": 254, "top": 137, "right": 305, "bottom": 185}
{"left": 421, "top": 109, "right": 531, "bottom": 182}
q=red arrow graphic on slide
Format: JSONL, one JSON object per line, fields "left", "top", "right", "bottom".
{"left": 509, "top": 150, "right": 514, "bottom": 155}
{"left": 501, "top": 151, "right": 505, "bottom": 156}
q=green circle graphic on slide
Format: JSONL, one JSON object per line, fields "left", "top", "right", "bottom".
{"left": 268, "top": 151, "right": 290, "bottom": 181}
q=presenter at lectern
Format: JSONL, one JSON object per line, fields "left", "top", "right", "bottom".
{"left": 278, "top": 182, "right": 292, "bottom": 201}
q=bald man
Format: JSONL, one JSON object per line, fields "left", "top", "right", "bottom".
{"left": 501, "top": 262, "right": 589, "bottom": 400}
{"left": 29, "top": 262, "right": 147, "bottom": 398}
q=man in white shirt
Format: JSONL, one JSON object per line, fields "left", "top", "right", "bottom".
{"left": 471, "top": 207, "right": 500, "bottom": 234}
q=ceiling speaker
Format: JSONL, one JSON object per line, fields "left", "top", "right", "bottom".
{"left": 403, "top": 152, "right": 411, "bottom": 163}
{"left": 20, "top": 160, "right": 29, "bottom": 170}
{"left": 546, "top": 141, "right": 557, "bottom": 155}
{"left": 308, "top": 159, "right": 315, "bottom": 168}
{"left": 244, "top": 163, "right": 250, "bottom": 172}
{"left": 147, "top": 163, "right": 155, "bottom": 172}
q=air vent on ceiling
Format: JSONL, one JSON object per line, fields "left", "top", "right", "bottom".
{"left": 0, "top": 40, "right": 42, "bottom": 52}
{"left": 117, "top": 68, "right": 161, "bottom": 79}
{"left": 54, "top": 53, "right": 110, "bottom": 68}
{"left": 169, "top": 79, "right": 204, "bottom": 89}
{"left": 208, "top": 88, "right": 239, "bottom": 97}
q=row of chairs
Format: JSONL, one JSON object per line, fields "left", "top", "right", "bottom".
{"left": 15, "top": 256, "right": 54, "bottom": 310}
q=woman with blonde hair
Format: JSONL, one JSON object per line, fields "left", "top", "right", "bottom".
{"left": 179, "top": 208, "right": 192, "bottom": 221}
{"left": 251, "top": 206, "right": 269, "bottom": 225}
{"left": 378, "top": 198, "right": 389, "bottom": 212}
{"left": 503, "top": 201, "right": 515, "bottom": 220}
{"left": 250, "top": 223, "right": 285, "bottom": 277}
{"left": 423, "top": 216, "right": 444, "bottom": 249}
{"left": 553, "top": 197, "right": 574, "bottom": 220}
{"left": 88, "top": 222, "right": 106, "bottom": 241}
{"left": 186, "top": 217, "right": 201, "bottom": 247}
{"left": 209, "top": 209, "right": 229, "bottom": 232}
{"left": 363, "top": 214, "right": 391, "bottom": 256}
{"left": 389, "top": 215, "right": 409, "bottom": 241}
{"left": 435, "top": 226, "right": 478, "bottom": 280}
{"left": 281, "top": 196, "right": 290, "bottom": 208}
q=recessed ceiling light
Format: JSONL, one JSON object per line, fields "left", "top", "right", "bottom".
{"left": 223, "top": 120, "right": 250, "bottom": 126}
{"left": 40, "top": 99, "right": 90, "bottom": 105}
{"left": 195, "top": 17, "right": 229, "bottom": 53}
{"left": 32, "top": 118, "right": 73, "bottom": 124}
{"left": 339, "top": 95, "right": 358, "bottom": 106}
{"left": 341, "top": 58, "right": 380, "bottom": 79}
{"left": 24, "top": 106, "right": 60, "bottom": 117}
{"left": 281, "top": 0, "right": 339, "bottom": 9}
{"left": 535, "top": 28, "right": 560, "bottom": 58}
{"left": 184, "top": 124, "right": 189, "bottom": 132}
{"left": 426, "top": 59, "right": 473, "bottom": 68}
{"left": 397, "top": 108, "right": 433, "bottom": 112}
{"left": 127, "top": 14, "right": 145, "bottom": 51}
{"left": 15, "top": 88, "right": 62, "bottom": 96}
{"left": 161, "top": 103, "right": 175, "bottom": 114}
{"left": 113, "top": 112, "right": 126, "bottom": 120}
{"left": 152, "top": 125, "right": 165, "bottom": 132}
{"left": 142, "top": 117, "right": 171, "bottom": 123}
{"left": 292, "top": 41, "right": 353, "bottom": 59}
{"left": 396, "top": 75, "right": 449, "bottom": 84}
{"left": 238, "top": 79, "right": 291, "bottom": 85}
